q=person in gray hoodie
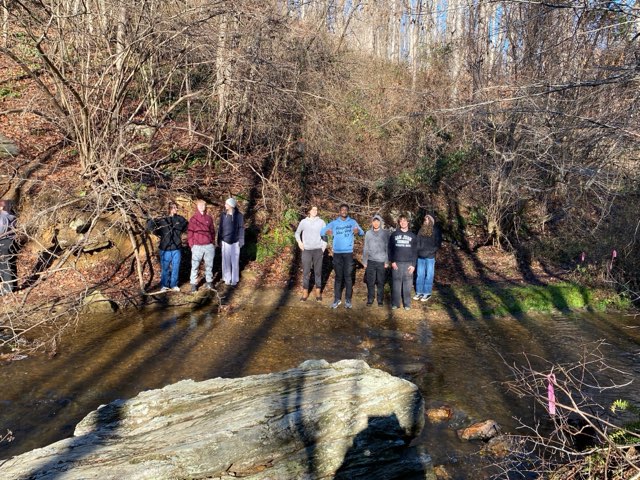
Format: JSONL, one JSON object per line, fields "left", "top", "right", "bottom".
{"left": 362, "top": 214, "right": 389, "bottom": 306}
{"left": 294, "top": 205, "right": 327, "bottom": 301}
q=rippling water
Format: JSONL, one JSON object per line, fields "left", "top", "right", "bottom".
{"left": 1, "top": 296, "right": 639, "bottom": 478}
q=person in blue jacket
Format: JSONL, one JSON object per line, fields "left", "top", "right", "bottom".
{"left": 320, "top": 204, "right": 364, "bottom": 309}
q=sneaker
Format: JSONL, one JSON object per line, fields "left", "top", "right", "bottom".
{"left": 421, "top": 294, "right": 432, "bottom": 302}
{"left": 366, "top": 301, "right": 373, "bottom": 307}
{"left": 378, "top": 302, "right": 383, "bottom": 307}
{"left": 404, "top": 306, "right": 411, "bottom": 311}
{"left": 345, "top": 301, "right": 352, "bottom": 309}
{"left": 171, "top": 286, "right": 180, "bottom": 292}
{"left": 205, "top": 282, "right": 214, "bottom": 290}
{"left": 330, "top": 300, "right": 342, "bottom": 309}
{"left": 391, "top": 305, "right": 398, "bottom": 310}
{"left": 412, "top": 294, "right": 422, "bottom": 300}
{"left": 190, "top": 284, "right": 197, "bottom": 293}
{"left": 160, "top": 286, "right": 170, "bottom": 292}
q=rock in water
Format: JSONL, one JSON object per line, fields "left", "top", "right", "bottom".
{"left": 0, "top": 359, "right": 428, "bottom": 479}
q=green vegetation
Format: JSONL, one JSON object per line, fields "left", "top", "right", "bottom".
{"left": 434, "top": 282, "right": 628, "bottom": 317}
{"left": 610, "top": 399, "right": 640, "bottom": 446}
{"left": 255, "top": 208, "right": 298, "bottom": 263}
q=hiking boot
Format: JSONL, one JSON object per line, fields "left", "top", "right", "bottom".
{"left": 378, "top": 302, "right": 383, "bottom": 307}
{"left": 190, "top": 284, "right": 197, "bottom": 293}
{"left": 330, "top": 300, "right": 342, "bottom": 309}
{"left": 300, "top": 289, "right": 309, "bottom": 302}
{"left": 315, "top": 288, "right": 322, "bottom": 302}
{"left": 171, "top": 286, "right": 180, "bottom": 292}
{"left": 421, "top": 294, "right": 432, "bottom": 302}
{"left": 345, "top": 300, "right": 352, "bottom": 309}
{"left": 412, "top": 294, "right": 422, "bottom": 300}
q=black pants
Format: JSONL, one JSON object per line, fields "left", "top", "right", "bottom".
{"left": 392, "top": 261, "right": 413, "bottom": 308}
{"left": 0, "top": 238, "right": 16, "bottom": 294}
{"left": 301, "top": 248, "right": 323, "bottom": 290}
{"left": 333, "top": 252, "right": 353, "bottom": 302}
{"left": 365, "top": 260, "right": 386, "bottom": 304}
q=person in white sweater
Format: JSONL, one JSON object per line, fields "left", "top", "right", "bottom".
{"left": 294, "top": 206, "right": 327, "bottom": 301}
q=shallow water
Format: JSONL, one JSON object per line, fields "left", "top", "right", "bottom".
{"left": 1, "top": 294, "right": 639, "bottom": 478}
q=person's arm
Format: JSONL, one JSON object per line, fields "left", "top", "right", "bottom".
{"left": 320, "top": 220, "right": 332, "bottom": 237}
{"left": 187, "top": 217, "right": 195, "bottom": 248}
{"left": 238, "top": 213, "right": 245, "bottom": 248}
{"left": 388, "top": 233, "right": 397, "bottom": 269}
{"left": 209, "top": 216, "right": 216, "bottom": 244}
{"left": 356, "top": 221, "right": 365, "bottom": 236}
{"left": 362, "top": 233, "right": 369, "bottom": 267}
{"left": 294, "top": 219, "right": 304, "bottom": 250}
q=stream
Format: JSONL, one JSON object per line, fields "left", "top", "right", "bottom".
{"left": 1, "top": 293, "right": 639, "bottom": 479}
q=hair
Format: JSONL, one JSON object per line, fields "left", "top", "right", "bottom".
{"left": 339, "top": 203, "right": 349, "bottom": 210}
{"left": 308, "top": 205, "right": 318, "bottom": 213}
{"left": 397, "top": 214, "right": 408, "bottom": 224}
{"left": 168, "top": 201, "right": 178, "bottom": 211}
{"left": 419, "top": 215, "right": 434, "bottom": 237}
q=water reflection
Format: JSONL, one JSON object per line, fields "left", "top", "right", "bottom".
{"left": 0, "top": 303, "right": 638, "bottom": 479}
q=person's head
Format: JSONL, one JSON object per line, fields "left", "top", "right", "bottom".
{"left": 308, "top": 206, "right": 318, "bottom": 218}
{"left": 195, "top": 199, "right": 206, "bottom": 214}
{"left": 372, "top": 214, "right": 383, "bottom": 230}
{"left": 225, "top": 197, "right": 237, "bottom": 213}
{"left": 0, "top": 200, "right": 7, "bottom": 212}
{"left": 423, "top": 214, "right": 434, "bottom": 226}
{"left": 339, "top": 204, "right": 349, "bottom": 219}
{"left": 168, "top": 201, "right": 178, "bottom": 215}
{"left": 398, "top": 215, "right": 409, "bottom": 231}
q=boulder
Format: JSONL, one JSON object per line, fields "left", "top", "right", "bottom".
{"left": 457, "top": 419, "right": 501, "bottom": 441}
{"left": 0, "top": 133, "right": 19, "bottom": 158}
{"left": 0, "top": 359, "right": 430, "bottom": 479}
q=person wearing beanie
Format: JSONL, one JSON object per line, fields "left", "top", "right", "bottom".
{"left": 0, "top": 199, "right": 17, "bottom": 295}
{"left": 362, "top": 214, "right": 389, "bottom": 306}
{"left": 388, "top": 214, "right": 418, "bottom": 310}
{"left": 187, "top": 199, "right": 216, "bottom": 292}
{"left": 217, "top": 197, "right": 244, "bottom": 286}
{"left": 294, "top": 205, "right": 327, "bottom": 301}
{"left": 414, "top": 214, "right": 442, "bottom": 302}
{"left": 320, "top": 204, "right": 364, "bottom": 309}
{"left": 146, "top": 201, "right": 188, "bottom": 292}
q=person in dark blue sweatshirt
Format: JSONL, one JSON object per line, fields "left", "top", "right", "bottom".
{"left": 320, "top": 204, "right": 364, "bottom": 309}
{"left": 388, "top": 214, "right": 418, "bottom": 310}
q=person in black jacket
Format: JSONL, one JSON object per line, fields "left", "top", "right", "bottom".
{"left": 147, "top": 201, "right": 188, "bottom": 292}
{"left": 217, "top": 198, "right": 245, "bottom": 286}
{"left": 0, "top": 199, "right": 17, "bottom": 295}
{"left": 388, "top": 214, "right": 417, "bottom": 310}
{"left": 414, "top": 214, "right": 442, "bottom": 302}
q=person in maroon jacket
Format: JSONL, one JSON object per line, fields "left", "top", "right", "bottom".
{"left": 187, "top": 199, "right": 216, "bottom": 292}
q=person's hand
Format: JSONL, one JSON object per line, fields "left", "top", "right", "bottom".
{"left": 384, "top": 262, "right": 388, "bottom": 269}
{"left": 362, "top": 262, "right": 367, "bottom": 269}
{"left": 297, "top": 241, "right": 304, "bottom": 251}
{"left": 352, "top": 226, "right": 359, "bottom": 234}
{"left": 408, "top": 265, "right": 415, "bottom": 274}
{"left": 324, "top": 229, "right": 332, "bottom": 236}
{"left": 391, "top": 262, "right": 398, "bottom": 270}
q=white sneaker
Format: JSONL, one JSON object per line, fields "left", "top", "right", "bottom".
{"left": 160, "top": 286, "right": 170, "bottom": 292}
{"left": 421, "top": 294, "right": 432, "bottom": 302}
{"left": 412, "top": 294, "right": 422, "bottom": 300}
{"left": 171, "top": 286, "right": 180, "bottom": 292}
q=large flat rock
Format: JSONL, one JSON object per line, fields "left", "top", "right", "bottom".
{"left": 0, "top": 359, "right": 429, "bottom": 479}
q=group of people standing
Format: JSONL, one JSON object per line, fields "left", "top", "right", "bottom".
{"left": 295, "top": 204, "right": 442, "bottom": 310}
{"left": 146, "top": 198, "right": 244, "bottom": 293}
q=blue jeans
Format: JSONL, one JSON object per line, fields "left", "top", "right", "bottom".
{"left": 416, "top": 257, "right": 435, "bottom": 295}
{"left": 160, "top": 249, "right": 182, "bottom": 288}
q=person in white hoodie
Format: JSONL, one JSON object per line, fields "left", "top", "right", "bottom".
{"left": 294, "top": 205, "right": 327, "bottom": 301}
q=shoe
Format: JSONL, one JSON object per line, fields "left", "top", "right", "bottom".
{"left": 345, "top": 301, "right": 352, "bottom": 309}
{"left": 421, "top": 294, "right": 432, "bottom": 302}
{"left": 190, "top": 284, "right": 197, "bottom": 293}
{"left": 160, "top": 286, "right": 170, "bottom": 292}
{"left": 331, "top": 300, "right": 342, "bottom": 309}
{"left": 413, "top": 294, "right": 422, "bottom": 300}
{"left": 378, "top": 302, "right": 383, "bottom": 307}
{"left": 205, "top": 282, "right": 214, "bottom": 290}
{"left": 171, "top": 286, "right": 180, "bottom": 292}
{"left": 300, "top": 289, "right": 309, "bottom": 302}
{"left": 404, "top": 306, "right": 411, "bottom": 311}
{"left": 366, "top": 301, "right": 373, "bottom": 307}
{"left": 314, "top": 288, "right": 322, "bottom": 302}
{"left": 391, "top": 305, "right": 398, "bottom": 310}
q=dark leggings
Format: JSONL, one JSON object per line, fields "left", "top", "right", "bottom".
{"left": 332, "top": 253, "right": 353, "bottom": 301}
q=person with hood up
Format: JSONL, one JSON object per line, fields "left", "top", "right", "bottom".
{"left": 187, "top": 199, "right": 216, "bottom": 292}
{"left": 414, "top": 214, "right": 442, "bottom": 302}
{"left": 294, "top": 205, "right": 327, "bottom": 301}
{"left": 146, "top": 201, "right": 188, "bottom": 292}
{"left": 362, "top": 214, "right": 389, "bottom": 306}
{"left": 217, "top": 197, "right": 245, "bottom": 286}
{"left": 320, "top": 204, "right": 364, "bottom": 309}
